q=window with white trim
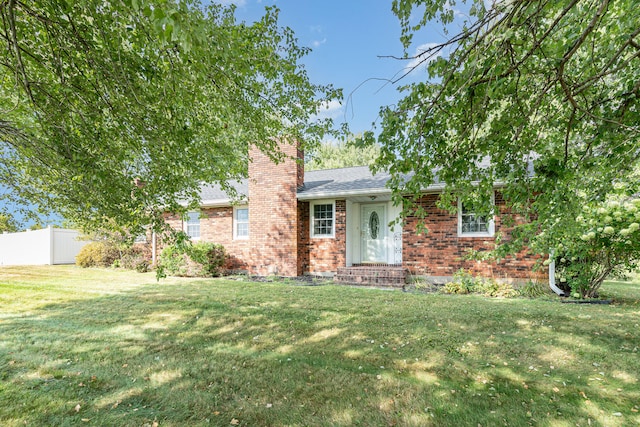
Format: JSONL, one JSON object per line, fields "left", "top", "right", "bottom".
{"left": 134, "top": 232, "right": 147, "bottom": 243}
{"left": 458, "top": 196, "right": 495, "bottom": 237}
{"left": 311, "top": 201, "right": 335, "bottom": 238}
{"left": 234, "top": 207, "right": 249, "bottom": 239}
{"left": 185, "top": 211, "right": 201, "bottom": 239}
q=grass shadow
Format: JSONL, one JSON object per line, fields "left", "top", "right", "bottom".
{"left": 0, "top": 267, "right": 639, "bottom": 426}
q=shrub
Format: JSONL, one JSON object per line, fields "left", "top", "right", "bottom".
{"left": 76, "top": 241, "right": 119, "bottom": 268}
{"left": 120, "top": 245, "right": 152, "bottom": 273}
{"left": 158, "top": 244, "right": 191, "bottom": 276}
{"left": 549, "top": 195, "right": 640, "bottom": 298}
{"left": 158, "top": 242, "right": 226, "bottom": 277}
{"left": 188, "top": 242, "right": 227, "bottom": 277}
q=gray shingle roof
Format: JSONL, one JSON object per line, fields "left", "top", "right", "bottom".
{"left": 198, "top": 166, "right": 395, "bottom": 205}
{"left": 200, "top": 180, "right": 248, "bottom": 206}
{"left": 298, "top": 166, "right": 393, "bottom": 199}
{"left": 197, "top": 155, "right": 531, "bottom": 205}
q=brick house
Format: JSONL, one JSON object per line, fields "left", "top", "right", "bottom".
{"left": 164, "top": 141, "right": 545, "bottom": 286}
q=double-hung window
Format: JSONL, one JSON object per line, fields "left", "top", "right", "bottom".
{"left": 185, "top": 211, "right": 201, "bottom": 239}
{"left": 458, "top": 196, "right": 495, "bottom": 237}
{"left": 311, "top": 201, "right": 335, "bottom": 238}
{"left": 234, "top": 207, "right": 249, "bottom": 239}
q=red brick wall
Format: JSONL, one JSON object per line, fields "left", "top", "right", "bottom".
{"left": 247, "top": 141, "right": 301, "bottom": 276}
{"left": 298, "top": 200, "right": 347, "bottom": 274}
{"left": 297, "top": 202, "right": 310, "bottom": 273}
{"left": 162, "top": 208, "right": 251, "bottom": 271}
{"left": 403, "top": 193, "right": 545, "bottom": 281}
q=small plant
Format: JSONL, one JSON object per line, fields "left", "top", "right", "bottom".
{"left": 475, "top": 278, "right": 519, "bottom": 298}
{"left": 442, "top": 281, "right": 468, "bottom": 294}
{"left": 405, "top": 275, "right": 441, "bottom": 293}
{"left": 441, "top": 269, "right": 518, "bottom": 298}
{"left": 442, "top": 269, "right": 476, "bottom": 294}
{"left": 519, "top": 280, "right": 548, "bottom": 298}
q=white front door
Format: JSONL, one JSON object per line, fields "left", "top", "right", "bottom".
{"left": 361, "top": 204, "right": 387, "bottom": 263}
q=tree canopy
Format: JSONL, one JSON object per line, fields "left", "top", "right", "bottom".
{"left": 0, "top": 0, "right": 341, "bottom": 234}
{"left": 305, "top": 137, "right": 380, "bottom": 171}
{"left": 370, "top": 0, "right": 639, "bottom": 256}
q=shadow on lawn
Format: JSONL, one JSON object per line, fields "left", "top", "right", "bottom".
{"left": 1, "top": 280, "right": 639, "bottom": 426}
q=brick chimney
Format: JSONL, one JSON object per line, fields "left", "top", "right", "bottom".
{"left": 248, "top": 140, "right": 303, "bottom": 276}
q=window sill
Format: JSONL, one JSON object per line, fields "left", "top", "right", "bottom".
{"left": 311, "top": 234, "right": 335, "bottom": 239}
{"left": 458, "top": 233, "right": 494, "bottom": 238}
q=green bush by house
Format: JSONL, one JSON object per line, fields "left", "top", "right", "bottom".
{"left": 158, "top": 241, "right": 226, "bottom": 278}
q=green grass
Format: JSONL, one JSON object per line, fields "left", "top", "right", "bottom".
{"left": 1, "top": 266, "right": 639, "bottom": 426}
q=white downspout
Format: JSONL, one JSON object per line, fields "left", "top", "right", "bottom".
{"left": 152, "top": 231, "right": 157, "bottom": 267}
{"left": 548, "top": 250, "right": 565, "bottom": 296}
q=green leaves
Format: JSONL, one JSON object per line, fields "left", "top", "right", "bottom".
{"left": 550, "top": 190, "right": 640, "bottom": 298}
{"left": 376, "top": 0, "right": 640, "bottom": 264}
{"left": 0, "top": 0, "right": 342, "bottom": 234}
{"left": 306, "top": 138, "right": 381, "bottom": 171}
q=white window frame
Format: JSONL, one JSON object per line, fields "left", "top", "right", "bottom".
{"left": 233, "top": 206, "right": 249, "bottom": 240}
{"left": 457, "top": 194, "right": 495, "bottom": 237}
{"left": 133, "top": 232, "right": 147, "bottom": 243}
{"left": 184, "top": 211, "right": 201, "bottom": 240}
{"left": 310, "top": 200, "right": 335, "bottom": 238}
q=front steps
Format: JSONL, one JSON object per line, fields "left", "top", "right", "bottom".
{"left": 334, "top": 265, "right": 408, "bottom": 288}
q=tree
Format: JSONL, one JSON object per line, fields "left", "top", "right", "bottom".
{"left": 0, "top": 213, "right": 20, "bottom": 233}
{"left": 306, "top": 137, "right": 380, "bottom": 171}
{"left": 0, "top": 0, "right": 341, "bottom": 235}
{"left": 368, "top": 0, "right": 640, "bottom": 272}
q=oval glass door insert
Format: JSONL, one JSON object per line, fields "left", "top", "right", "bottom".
{"left": 369, "top": 211, "right": 380, "bottom": 239}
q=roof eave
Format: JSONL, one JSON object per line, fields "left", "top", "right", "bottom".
{"left": 295, "top": 183, "right": 451, "bottom": 201}
{"left": 200, "top": 198, "right": 247, "bottom": 208}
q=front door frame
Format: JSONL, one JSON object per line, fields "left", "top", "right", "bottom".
{"left": 361, "top": 203, "right": 388, "bottom": 263}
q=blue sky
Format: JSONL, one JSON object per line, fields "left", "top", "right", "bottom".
{"left": 217, "top": 0, "right": 446, "bottom": 137}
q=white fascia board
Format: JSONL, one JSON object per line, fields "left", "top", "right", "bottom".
{"left": 296, "top": 183, "right": 452, "bottom": 201}
{"left": 200, "top": 199, "right": 247, "bottom": 208}
{"left": 296, "top": 188, "right": 392, "bottom": 201}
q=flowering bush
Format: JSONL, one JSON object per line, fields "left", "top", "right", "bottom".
{"left": 550, "top": 196, "right": 640, "bottom": 298}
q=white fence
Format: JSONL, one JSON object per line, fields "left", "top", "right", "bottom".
{"left": 0, "top": 226, "right": 89, "bottom": 266}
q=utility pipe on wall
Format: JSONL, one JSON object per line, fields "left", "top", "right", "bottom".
{"left": 548, "top": 250, "right": 565, "bottom": 296}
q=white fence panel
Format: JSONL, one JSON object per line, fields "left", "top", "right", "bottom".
{"left": 52, "top": 228, "right": 89, "bottom": 264}
{"left": 0, "top": 228, "right": 50, "bottom": 265}
{"left": 0, "top": 227, "right": 89, "bottom": 266}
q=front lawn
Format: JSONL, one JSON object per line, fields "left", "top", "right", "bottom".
{"left": 1, "top": 266, "right": 638, "bottom": 426}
